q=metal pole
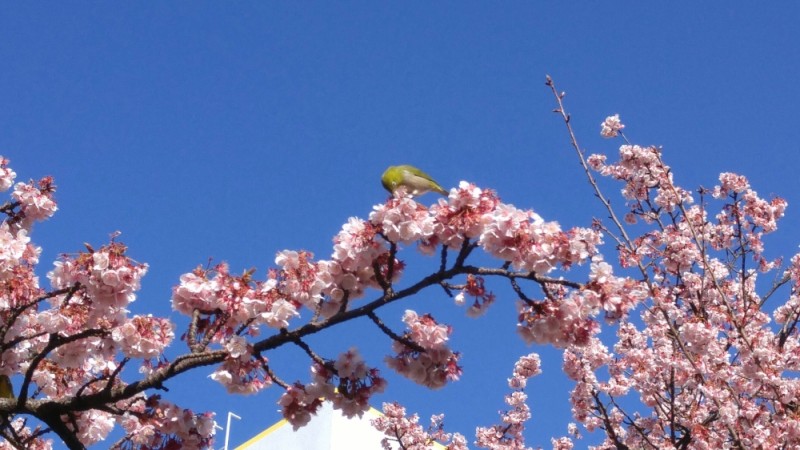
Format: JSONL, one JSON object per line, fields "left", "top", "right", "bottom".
{"left": 223, "top": 412, "right": 242, "bottom": 450}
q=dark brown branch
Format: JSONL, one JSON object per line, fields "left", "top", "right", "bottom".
{"left": 259, "top": 357, "right": 289, "bottom": 389}
{"left": 197, "top": 311, "right": 230, "bottom": 351}
{"left": 508, "top": 276, "right": 534, "bottom": 306}
{"left": 253, "top": 264, "right": 462, "bottom": 355}
{"left": 336, "top": 290, "right": 351, "bottom": 316}
{"left": 102, "top": 358, "right": 129, "bottom": 396}
{"left": 35, "top": 410, "right": 84, "bottom": 450}
{"left": 367, "top": 311, "right": 425, "bottom": 353}
{"left": 761, "top": 273, "right": 791, "bottom": 307}
{"left": 1, "top": 284, "right": 81, "bottom": 350}
{"left": 3, "top": 250, "right": 586, "bottom": 446}
{"left": 453, "top": 239, "right": 477, "bottom": 268}
{"left": 287, "top": 332, "right": 330, "bottom": 369}
{"left": 0, "top": 200, "right": 21, "bottom": 217}
{"left": 591, "top": 390, "right": 629, "bottom": 450}
{"left": 18, "top": 329, "right": 108, "bottom": 407}
{"left": 374, "top": 233, "right": 397, "bottom": 296}
{"left": 462, "top": 266, "right": 584, "bottom": 289}
{"left": 187, "top": 309, "right": 201, "bottom": 351}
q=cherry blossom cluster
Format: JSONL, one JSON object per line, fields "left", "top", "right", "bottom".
{"left": 0, "top": 222, "right": 39, "bottom": 279}
{"left": 276, "top": 383, "right": 324, "bottom": 431}
{"left": 454, "top": 274, "right": 495, "bottom": 317}
{"left": 550, "top": 423, "right": 580, "bottom": 450}
{"left": 34, "top": 240, "right": 175, "bottom": 394}
{"left": 7, "top": 91, "right": 800, "bottom": 450}
{"left": 196, "top": 179, "right": 603, "bottom": 427}
{"left": 46, "top": 241, "right": 149, "bottom": 331}
{"left": 385, "top": 310, "right": 462, "bottom": 389}
{"left": 0, "top": 156, "right": 218, "bottom": 449}
{"left": 172, "top": 226, "right": 399, "bottom": 340}
{"left": 516, "top": 295, "right": 597, "bottom": 348}
{"left": 164, "top": 174, "right": 614, "bottom": 446}
{"left": 588, "top": 144, "right": 693, "bottom": 215}
{"left": 374, "top": 181, "right": 600, "bottom": 275}
{"left": 369, "top": 195, "right": 435, "bottom": 246}
{"left": 0, "top": 157, "right": 16, "bottom": 192}
{"left": 0, "top": 162, "right": 50, "bottom": 381}
{"left": 12, "top": 176, "right": 58, "bottom": 229}
{"left": 479, "top": 203, "right": 601, "bottom": 274}
{"left": 428, "top": 181, "right": 500, "bottom": 251}
{"left": 172, "top": 261, "right": 300, "bottom": 333}
{"left": 278, "top": 348, "right": 386, "bottom": 429}
{"left": 599, "top": 114, "right": 624, "bottom": 138}
{"left": 0, "top": 418, "right": 53, "bottom": 450}
{"left": 111, "top": 315, "right": 174, "bottom": 360}
{"left": 584, "top": 258, "right": 647, "bottom": 321}
{"left": 474, "top": 353, "right": 542, "bottom": 450}
{"left": 713, "top": 171, "right": 787, "bottom": 235}
{"left": 562, "top": 337, "right": 613, "bottom": 428}
{"left": 37, "top": 244, "right": 214, "bottom": 446}
{"left": 115, "top": 395, "right": 216, "bottom": 449}
{"left": 372, "top": 402, "right": 468, "bottom": 450}
{"left": 209, "top": 337, "right": 271, "bottom": 395}
{"left": 546, "top": 119, "right": 800, "bottom": 449}
{"left": 319, "top": 348, "right": 387, "bottom": 418}
{"left": 516, "top": 257, "right": 647, "bottom": 347}
{"left": 508, "top": 353, "right": 541, "bottom": 390}
{"left": 168, "top": 180, "right": 606, "bottom": 404}
{"left": 330, "top": 217, "right": 402, "bottom": 304}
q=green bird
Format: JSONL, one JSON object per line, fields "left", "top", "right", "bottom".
{"left": 0, "top": 374, "right": 13, "bottom": 399}
{"left": 381, "top": 165, "right": 447, "bottom": 197}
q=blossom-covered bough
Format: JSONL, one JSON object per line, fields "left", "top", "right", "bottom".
{"left": 1, "top": 77, "right": 799, "bottom": 449}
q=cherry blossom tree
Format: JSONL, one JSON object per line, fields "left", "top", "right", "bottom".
{"left": 1, "top": 77, "right": 799, "bottom": 450}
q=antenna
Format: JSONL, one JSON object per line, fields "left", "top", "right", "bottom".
{"left": 220, "top": 411, "right": 242, "bottom": 450}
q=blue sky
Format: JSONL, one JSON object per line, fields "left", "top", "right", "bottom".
{"left": 2, "top": 3, "right": 800, "bottom": 448}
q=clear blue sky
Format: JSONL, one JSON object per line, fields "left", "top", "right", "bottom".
{"left": 2, "top": 3, "right": 799, "bottom": 448}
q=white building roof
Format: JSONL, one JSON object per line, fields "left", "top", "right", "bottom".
{"left": 234, "top": 401, "right": 446, "bottom": 450}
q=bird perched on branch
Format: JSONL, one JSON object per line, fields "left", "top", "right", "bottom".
{"left": 0, "top": 374, "right": 13, "bottom": 399}
{"left": 381, "top": 165, "right": 447, "bottom": 197}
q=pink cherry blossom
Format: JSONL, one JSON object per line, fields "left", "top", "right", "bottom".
{"left": 275, "top": 250, "right": 326, "bottom": 309}
{"left": 112, "top": 314, "right": 174, "bottom": 359}
{"left": 0, "top": 222, "right": 35, "bottom": 279}
{"left": 370, "top": 195, "right": 435, "bottom": 245}
{"left": 600, "top": 114, "right": 624, "bottom": 138}
{"left": 0, "top": 157, "right": 17, "bottom": 192}
{"left": 277, "top": 349, "right": 386, "bottom": 428}
{"left": 0, "top": 419, "right": 53, "bottom": 450}
{"left": 456, "top": 274, "right": 496, "bottom": 317}
{"left": 278, "top": 384, "right": 322, "bottom": 430}
{"left": 475, "top": 353, "right": 542, "bottom": 449}
{"left": 431, "top": 181, "right": 500, "bottom": 250}
{"left": 210, "top": 355, "right": 271, "bottom": 395}
{"left": 11, "top": 177, "right": 57, "bottom": 227}
{"left": 332, "top": 217, "right": 384, "bottom": 273}
{"left": 385, "top": 312, "right": 462, "bottom": 390}
{"left": 6, "top": 88, "right": 800, "bottom": 450}
{"left": 171, "top": 269, "right": 220, "bottom": 315}
{"left": 373, "top": 402, "right": 468, "bottom": 450}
